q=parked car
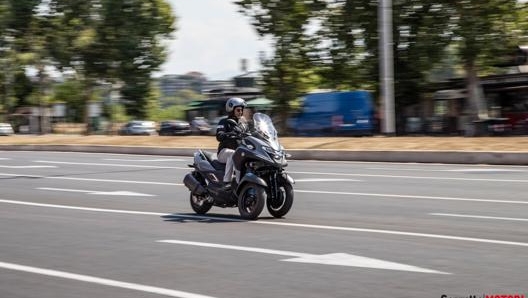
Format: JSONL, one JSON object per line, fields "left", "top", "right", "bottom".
{"left": 0, "top": 123, "right": 14, "bottom": 136}
{"left": 118, "top": 120, "right": 157, "bottom": 136}
{"left": 158, "top": 120, "right": 191, "bottom": 136}
{"left": 207, "top": 116, "right": 226, "bottom": 135}
{"left": 190, "top": 117, "right": 211, "bottom": 135}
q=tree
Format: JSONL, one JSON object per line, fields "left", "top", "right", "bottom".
{"left": 317, "top": 1, "right": 453, "bottom": 117}
{"left": 443, "top": 0, "right": 528, "bottom": 119}
{"left": 12, "top": 71, "right": 33, "bottom": 106}
{"left": 238, "top": 0, "right": 528, "bottom": 135}
{"left": 52, "top": 79, "right": 85, "bottom": 122}
{"left": 0, "top": 0, "right": 41, "bottom": 117}
{"left": 97, "top": 0, "right": 176, "bottom": 119}
{"left": 146, "top": 83, "right": 185, "bottom": 121}
{"left": 45, "top": 0, "right": 175, "bottom": 130}
{"left": 313, "top": 0, "right": 373, "bottom": 90}
{"left": 237, "top": 0, "right": 455, "bottom": 133}
{"left": 1, "top": 0, "right": 176, "bottom": 130}
{"left": 235, "top": 0, "right": 324, "bottom": 132}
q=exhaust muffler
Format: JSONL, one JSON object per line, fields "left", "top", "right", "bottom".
{"left": 183, "top": 173, "right": 207, "bottom": 196}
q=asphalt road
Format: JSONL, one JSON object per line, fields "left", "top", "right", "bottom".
{"left": 1, "top": 151, "right": 527, "bottom": 298}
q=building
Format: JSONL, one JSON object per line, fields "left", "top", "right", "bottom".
{"left": 157, "top": 72, "right": 208, "bottom": 96}
{"left": 185, "top": 87, "right": 264, "bottom": 122}
{"left": 420, "top": 71, "right": 528, "bottom": 135}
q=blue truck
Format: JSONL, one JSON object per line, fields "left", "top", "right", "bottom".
{"left": 287, "top": 90, "right": 375, "bottom": 136}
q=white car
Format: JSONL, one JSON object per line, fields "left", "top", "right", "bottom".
{"left": 118, "top": 120, "right": 157, "bottom": 136}
{"left": 190, "top": 117, "right": 211, "bottom": 135}
{"left": 0, "top": 123, "right": 14, "bottom": 135}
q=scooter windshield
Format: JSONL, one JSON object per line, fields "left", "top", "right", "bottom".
{"left": 253, "top": 113, "right": 281, "bottom": 151}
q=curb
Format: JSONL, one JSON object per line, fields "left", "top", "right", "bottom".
{"left": 1, "top": 144, "right": 528, "bottom": 165}
{"left": 287, "top": 149, "right": 528, "bottom": 165}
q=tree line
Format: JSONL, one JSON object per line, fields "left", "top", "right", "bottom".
{"left": 236, "top": 0, "right": 528, "bottom": 131}
{"left": 0, "top": 0, "right": 175, "bottom": 131}
{"left": 1, "top": 0, "right": 528, "bottom": 133}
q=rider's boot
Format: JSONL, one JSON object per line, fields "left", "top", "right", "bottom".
{"left": 222, "top": 181, "right": 231, "bottom": 191}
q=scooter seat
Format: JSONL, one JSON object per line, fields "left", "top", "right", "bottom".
{"left": 201, "top": 150, "right": 226, "bottom": 171}
{"left": 211, "top": 160, "right": 226, "bottom": 171}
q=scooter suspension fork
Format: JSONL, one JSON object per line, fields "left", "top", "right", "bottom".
{"left": 268, "top": 172, "right": 279, "bottom": 200}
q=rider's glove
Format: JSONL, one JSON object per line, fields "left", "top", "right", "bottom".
{"left": 225, "top": 132, "right": 239, "bottom": 139}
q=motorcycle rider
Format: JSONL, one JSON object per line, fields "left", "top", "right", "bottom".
{"left": 216, "top": 97, "right": 248, "bottom": 190}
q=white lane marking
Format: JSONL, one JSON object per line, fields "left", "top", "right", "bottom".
{"left": 290, "top": 171, "right": 528, "bottom": 183}
{"left": 430, "top": 213, "right": 528, "bottom": 222}
{"left": 0, "top": 173, "right": 180, "bottom": 186}
{"left": 447, "top": 168, "right": 525, "bottom": 173}
{"left": 295, "top": 178, "right": 361, "bottom": 182}
{"left": 27, "top": 160, "right": 528, "bottom": 182}
{"left": 0, "top": 158, "right": 10, "bottom": 160}
{"left": 157, "top": 240, "right": 448, "bottom": 274}
{"left": 254, "top": 221, "right": 528, "bottom": 247}
{"left": 33, "top": 160, "right": 188, "bottom": 169}
{"left": 0, "top": 199, "right": 169, "bottom": 216}
{"left": 299, "top": 159, "right": 528, "bottom": 167}
{"left": 1, "top": 171, "right": 527, "bottom": 205}
{"left": 0, "top": 165, "right": 57, "bottom": 168}
{"left": 367, "top": 167, "right": 526, "bottom": 173}
{"left": 0, "top": 261, "right": 217, "bottom": 298}
{"left": 2, "top": 199, "right": 528, "bottom": 247}
{"left": 104, "top": 158, "right": 185, "bottom": 162}
{"left": 296, "top": 190, "right": 528, "bottom": 205}
{"left": 37, "top": 187, "right": 155, "bottom": 197}
{"left": 1, "top": 172, "right": 526, "bottom": 204}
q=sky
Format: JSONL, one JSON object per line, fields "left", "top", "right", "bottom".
{"left": 157, "top": 0, "right": 272, "bottom": 80}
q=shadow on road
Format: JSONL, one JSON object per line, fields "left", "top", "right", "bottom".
{"left": 161, "top": 213, "right": 277, "bottom": 223}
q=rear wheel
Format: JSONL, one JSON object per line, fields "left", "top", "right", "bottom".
{"left": 266, "top": 183, "right": 294, "bottom": 218}
{"left": 238, "top": 183, "right": 266, "bottom": 220}
{"left": 189, "top": 173, "right": 213, "bottom": 214}
{"left": 190, "top": 192, "right": 213, "bottom": 214}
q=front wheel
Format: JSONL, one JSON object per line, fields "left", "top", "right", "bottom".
{"left": 267, "top": 183, "right": 294, "bottom": 218}
{"left": 238, "top": 183, "right": 266, "bottom": 220}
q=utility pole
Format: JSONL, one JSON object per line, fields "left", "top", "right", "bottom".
{"left": 379, "top": 0, "right": 396, "bottom": 135}
{"left": 1, "top": 56, "right": 7, "bottom": 122}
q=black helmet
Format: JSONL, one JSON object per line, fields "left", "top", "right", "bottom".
{"left": 225, "top": 97, "right": 247, "bottom": 113}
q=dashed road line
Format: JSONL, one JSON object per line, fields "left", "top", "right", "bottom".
{"left": 430, "top": 213, "right": 528, "bottom": 222}
{"left": 1, "top": 199, "right": 528, "bottom": 247}
{"left": 0, "top": 173, "right": 180, "bottom": 186}
{"left": 33, "top": 160, "right": 187, "bottom": 169}
{"left": 296, "top": 190, "right": 528, "bottom": 205}
{"left": 290, "top": 171, "right": 528, "bottom": 183}
{"left": 0, "top": 261, "right": 217, "bottom": 298}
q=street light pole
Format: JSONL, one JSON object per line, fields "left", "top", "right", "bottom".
{"left": 379, "top": 0, "right": 396, "bottom": 135}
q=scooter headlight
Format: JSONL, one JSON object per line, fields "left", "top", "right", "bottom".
{"left": 248, "top": 161, "right": 265, "bottom": 169}
{"left": 262, "top": 145, "right": 275, "bottom": 154}
{"left": 262, "top": 146, "right": 281, "bottom": 161}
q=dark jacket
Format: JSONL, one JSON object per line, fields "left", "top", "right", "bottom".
{"left": 216, "top": 115, "right": 246, "bottom": 153}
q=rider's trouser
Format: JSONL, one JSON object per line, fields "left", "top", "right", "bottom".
{"left": 218, "top": 148, "right": 235, "bottom": 183}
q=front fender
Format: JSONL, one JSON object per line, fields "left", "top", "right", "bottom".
{"left": 236, "top": 173, "right": 267, "bottom": 194}
{"left": 281, "top": 172, "right": 295, "bottom": 184}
